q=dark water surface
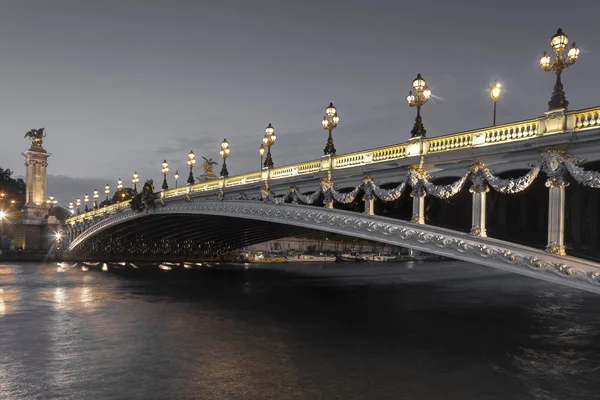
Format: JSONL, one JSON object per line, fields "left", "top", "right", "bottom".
{"left": 1, "top": 261, "right": 600, "bottom": 400}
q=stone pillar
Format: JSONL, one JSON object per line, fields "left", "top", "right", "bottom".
{"left": 470, "top": 190, "right": 488, "bottom": 237}
{"left": 411, "top": 193, "right": 425, "bottom": 224}
{"left": 18, "top": 143, "right": 52, "bottom": 250}
{"left": 546, "top": 178, "right": 567, "bottom": 255}
{"left": 363, "top": 194, "right": 374, "bottom": 215}
{"left": 468, "top": 163, "right": 489, "bottom": 237}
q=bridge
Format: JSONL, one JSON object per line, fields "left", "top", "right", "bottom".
{"left": 63, "top": 103, "right": 600, "bottom": 294}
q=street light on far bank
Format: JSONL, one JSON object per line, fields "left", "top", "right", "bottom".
{"left": 490, "top": 80, "right": 502, "bottom": 126}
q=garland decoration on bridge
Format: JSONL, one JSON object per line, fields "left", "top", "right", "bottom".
{"left": 564, "top": 159, "right": 600, "bottom": 188}
{"left": 481, "top": 164, "right": 541, "bottom": 194}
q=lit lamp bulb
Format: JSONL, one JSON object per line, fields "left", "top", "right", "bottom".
{"left": 540, "top": 50, "right": 551, "bottom": 70}
{"left": 423, "top": 86, "right": 431, "bottom": 100}
{"left": 568, "top": 42, "right": 580, "bottom": 61}
{"left": 490, "top": 80, "right": 502, "bottom": 101}
{"left": 551, "top": 29, "right": 568, "bottom": 53}
{"left": 407, "top": 91, "right": 416, "bottom": 106}
{"left": 117, "top": 178, "right": 123, "bottom": 190}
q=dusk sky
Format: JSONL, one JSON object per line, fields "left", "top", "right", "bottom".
{"left": 1, "top": 0, "right": 599, "bottom": 205}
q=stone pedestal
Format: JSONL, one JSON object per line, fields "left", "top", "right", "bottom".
{"left": 197, "top": 173, "right": 218, "bottom": 182}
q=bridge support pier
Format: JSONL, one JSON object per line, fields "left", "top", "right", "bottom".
{"left": 470, "top": 189, "right": 488, "bottom": 237}
{"left": 546, "top": 181, "right": 567, "bottom": 255}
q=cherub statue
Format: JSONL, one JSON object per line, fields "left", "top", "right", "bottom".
{"left": 201, "top": 157, "right": 218, "bottom": 175}
{"left": 24, "top": 128, "right": 46, "bottom": 148}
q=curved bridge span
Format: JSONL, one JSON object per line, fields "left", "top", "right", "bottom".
{"left": 67, "top": 200, "right": 600, "bottom": 294}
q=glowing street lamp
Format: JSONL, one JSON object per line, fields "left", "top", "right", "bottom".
{"left": 68, "top": 201, "right": 74, "bottom": 214}
{"left": 490, "top": 80, "right": 502, "bottom": 126}
{"left": 262, "top": 123, "right": 276, "bottom": 168}
{"left": 540, "top": 28, "right": 580, "bottom": 110}
{"left": 220, "top": 139, "right": 230, "bottom": 178}
{"left": 104, "top": 184, "right": 110, "bottom": 202}
{"left": 93, "top": 190, "right": 99, "bottom": 209}
{"left": 117, "top": 178, "right": 123, "bottom": 191}
{"left": 259, "top": 144, "right": 265, "bottom": 170}
{"left": 47, "top": 195, "right": 57, "bottom": 209}
{"left": 321, "top": 102, "right": 340, "bottom": 155}
{"left": 174, "top": 171, "right": 179, "bottom": 188}
{"left": 84, "top": 193, "right": 89, "bottom": 211}
{"left": 407, "top": 73, "right": 432, "bottom": 138}
{"left": 161, "top": 160, "right": 169, "bottom": 190}
{"left": 132, "top": 171, "right": 139, "bottom": 192}
{"left": 187, "top": 151, "right": 196, "bottom": 185}
{"left": 76, "top": 197, "right": 81, "bottom": 214}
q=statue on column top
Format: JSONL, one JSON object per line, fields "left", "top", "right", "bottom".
{"left": 24, "top": 128, "right": 46, "bottom": 149}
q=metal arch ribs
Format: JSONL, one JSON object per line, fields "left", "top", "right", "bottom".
{"left": 67, "top": 199, "right": 600, "bottom": 294}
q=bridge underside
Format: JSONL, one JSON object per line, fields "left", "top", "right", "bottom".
{"left": 73, "top": 213, "right": 317, "bottom": 259}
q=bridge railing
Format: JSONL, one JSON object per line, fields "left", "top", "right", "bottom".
{"left": 67, "top": 106, "right": 600, "bottom": 224}
{"left": 573, "top": 106, "right": 600, "bottom": 131}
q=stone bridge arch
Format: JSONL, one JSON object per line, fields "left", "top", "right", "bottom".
{"left": 67, "top": 200, "right": 600, "bottom": 294}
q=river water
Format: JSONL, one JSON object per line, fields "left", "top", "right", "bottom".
{"left": 1, "top": 261, "right": 600, "bottom": 400}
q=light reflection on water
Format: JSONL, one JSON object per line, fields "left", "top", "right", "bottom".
{"left": 1, "top": 261, "right": 600, "bottom": 399}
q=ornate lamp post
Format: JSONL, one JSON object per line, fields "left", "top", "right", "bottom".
{"left": 220, "top": 139, "right": 230, "bottom": 178}
{"left": 174, "top": 171, "right": 180, "bottom": 188}
{"left": 490, "top": 80, "right": 502, "bottom": 126}
{"left": 104, "top": 184, "right": 110, "bottom": 203}
{"left": 407, "top": 73, "right": 432, "bottom": 137}
{"left": 47, "top": 195, "right": 57, "bottom": 210}
{"left": 76, "top": 197, "right": 81, "bottom": 214}
{"left": 262, "top": 124, "right": 276, "bottom": 168}
{"left": 161, "top": 160, "right": 169, "bottom": 190}
{"left": 84, "top": 193, "right": 89, "bottom": 211}
{"left": 540, "top": 28, "right": 580, "bottom": 110}
{"left": 93, "top": 190, "right": 99, "bottom": 209}
{"left": 68, "top": 201, "right": 74, "bottom": 215}
{"left": 321, "top": 102, "right": 340, "bottom": 155}
{"left": 259, "top": 144, "right": 265, "bottom": 170}
{"left": 132, "top": 172, "right": 139, "bottom": 192}
{"left": 187, "top": 151, "right": 196, "bottom": 185}
{"left": 117, "top": 178, "right": 123, "bottom": 191}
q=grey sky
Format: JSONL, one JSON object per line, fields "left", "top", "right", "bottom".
{"left": 1, "top": 0, "right": 599, "bottom": 205}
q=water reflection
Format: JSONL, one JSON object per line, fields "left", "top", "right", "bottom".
{"left": 0, "top": 261, "right": 599, "bottom": 399}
